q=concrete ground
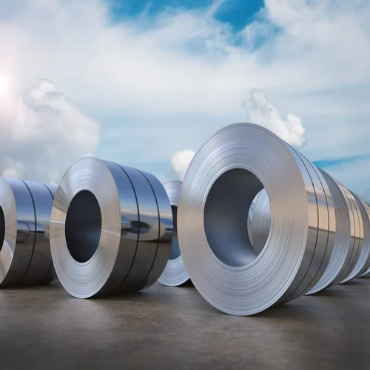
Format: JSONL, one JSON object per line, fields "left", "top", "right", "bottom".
{"left": 1, "top": 278, "right": 370, "bottom": 370}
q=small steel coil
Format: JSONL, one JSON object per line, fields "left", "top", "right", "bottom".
{"left": 50, "top": 157, "right": 172, "bottom": 298}
{"left": 158, "top": 181, "right": 190, "bottom": 287}
{"left": 338, "top": 185, "right": 363, "bottom": 283}
{"left": 341, "top": 192, "right": 369, "bottom": 281}
{"left": 360, "top": 201, "right": 370, "bottom": 277}
{"left": 0, "top": 178, "right": 56, "bottom": 286}
{"left": 178, "top": 123, "right": 335, "bottom": 316}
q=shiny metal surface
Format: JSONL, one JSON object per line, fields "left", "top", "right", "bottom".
{"left": 50, "top": 157, "right": 172, "bottom": 298}
{"left": 360, "top": 201, "right": 370, "bottom": 276}
{"left": 338, "top": 184, "right": 363, "bottom": 283}
{"left": 137, "top": 171, "right": 172, "bottom": 290}
{"left": 158, "top": 181, "right": 190, "bottom": 287}
{"left": 342, "top": 192, "right": 368, "bottom": 280}
{"left": 0, "top": 178, "right": 55, "bottom": 286}
{"left": 178, "top": 123, "right": 334, "bottom": 316}
{"left": 22, "top": 181, "right": 56, "bottom": 284}
{"left": 114, "top": 165, "right": 160, "bottom": 293}
{"left": 247, "top": 190, "right": 270, "bottom": 255}
{"left": 247, "top": 168, "right": 367, "bottom": 293}
{"left": 308, "top": 171, "right": 354, "bottom": 291}
{"left": 0, "top": 178, "right": 35, "bottom": 286}
{"left": 281, "top": 147, "right": 335, "bottom": 301}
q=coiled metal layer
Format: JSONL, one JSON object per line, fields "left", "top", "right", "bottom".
{"left": 50, "top": 157, "right": 172, "bottom": 298}
{"left": 178, "top": 123, "right": 335, "bottom": 316}
{"left": 0, "top": 178, "right": 56, "bottom": 286}
{"left": 158, "top": 181, "right": 190, "bottom": 287}
{"left": 247, "top": 169, "right": 370, "bottom": 292}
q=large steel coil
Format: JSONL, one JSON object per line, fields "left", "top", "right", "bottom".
{"left": 0, "top": 178, "right": 56, "bottom": 286}
{"left": 50, "top": 157, "right": 173, "bottom": 298}
{"left": 178, "top": 123, "right": 335, "bottom": 316}
{"left": 158, "top": 181, "right": 190, "bottom": 287}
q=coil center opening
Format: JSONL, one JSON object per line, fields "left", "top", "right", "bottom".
{"left": 169, "top": 205, "right": 181, "bottom": 260}
{"left": 0, "top": 206, "right": 5, "bottom": 252}
{"left": 204, "top": 169, "right": 268, "bottom": 267}
{"left": 65, "top": 190, "right": 102, "bottom": 263}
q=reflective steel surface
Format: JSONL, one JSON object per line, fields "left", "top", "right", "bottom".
{"left": 0, "top": 178, "right": 35, "bottom": 286}
{"left": 339, "top": 184, "right": 363, "bottom": 283}
{"left": 158, "top": 181, "right": 190, "bottom": 287}
{"left": 178, "top": 123, "right": 336, "bottom": 316}
{"left": 22, "top": 181, "right": 56, "bottom": 284}
{"left": 0, "top": 178, "right": 55, "bottom": 287}
{"left": 344, "top": 192, "right": 369, "bottom": 279}
{"left": 137, "top": 171, "right": 172, "bottom": 290}
{"left": 360, "top": 200, "right": 370, "bottom": 276}
{"left": 50, "top": 157, "right": 172, "bottom": 298}
{"left": 248, "top": 167, "right": 367, "bottom": 293}
{"left": 114, "top": 165, "right": 160, "bottom": 293}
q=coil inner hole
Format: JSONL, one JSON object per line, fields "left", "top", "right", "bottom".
{"left": 65, "top": 190, "right": 102, "bottom": 263}
{"left": 0, "top": 206, "right": 5, "bottom": 252}
{"left": 204, "top": 169, "right": 269, "bottom": 267}
{"left": 169, "top": 205, "right": 181, "bottom": 260}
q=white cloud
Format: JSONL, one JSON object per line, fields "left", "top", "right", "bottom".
{"left": 0, "top": 0, "right": 369, "bottom": 192}
{"left": 170, "top": 150, "right": 195, "bottom": 181}
{"left": 1, "top": 159, "right": 25, "bottom": 179}
{"left": 242, "top": 89, "right": 306, "bottom": 148}
{"left": 0, "top": 78, "right": 100, "bottom": 183}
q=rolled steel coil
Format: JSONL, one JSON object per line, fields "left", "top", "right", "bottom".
{"left": 0, "top": 178, "right": 56, "bottom": 286}
{"left": 50, "top": 157, "right": 172, "bottom": 298}
{"left": 340, "top": 192, "right": 368, "bottom": 281}
{"left": 360, "top": 201, "right": 370, "bottom": 277}
{"left": 158, "top": 181, "right": 190, "bottom": 287}
{"left": 178, "top": 123, "right": 335, "bottom": 316}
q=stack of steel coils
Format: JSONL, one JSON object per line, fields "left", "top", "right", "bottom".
{"left": 0, "top": 178, "right": 56, "bottom": 286}
{"left": 158, "top": 181, "right": 190, "bottom": 287}
{"left": 50, "top": 157, "right": 173, "bottom": 298}
{"left": 2, "top": 122, "right": 370, "bottom": 318}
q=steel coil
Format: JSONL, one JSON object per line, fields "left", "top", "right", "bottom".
{"left": 178, "top": 123, "right": 335, "bottom": 315}
{"left": 0, "top": 178, "right": 56, "bottom": 286}
{"left": 340, "top": 192, "right": 368, "bottom": 281}
{"left": 337, "top": 185, "right": 363, "bottom": 283}
{"left": 158, "top": 181, "right": 190, "bottom": 287}
{"left": 50, "top": 157, "right": 172, "bottom": 298}
{"left": 360, "top": 201, "right": 370, "bottom": 277}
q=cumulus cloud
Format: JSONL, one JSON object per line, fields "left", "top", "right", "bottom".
{"left": 0, "top": 0, "right": 369, "bottom": 192}
{"left": 0, "top": 78, "right": 100, "bottom": 184}
{"left": 170, "top": 150, "right": 195, "bottom": 181}
{"left": 242, "top": 89, "right": 306, "bottom": 148}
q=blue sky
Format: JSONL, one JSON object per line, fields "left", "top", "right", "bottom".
{"left": 109, "top": 0, "right": 264, "bottom": 31}
{"left": 0, "top": 0, "right": 370, "bottom": 200}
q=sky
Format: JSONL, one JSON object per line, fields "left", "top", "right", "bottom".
{"left": 0, "top": 0, "right": 369, "bottom": 200}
